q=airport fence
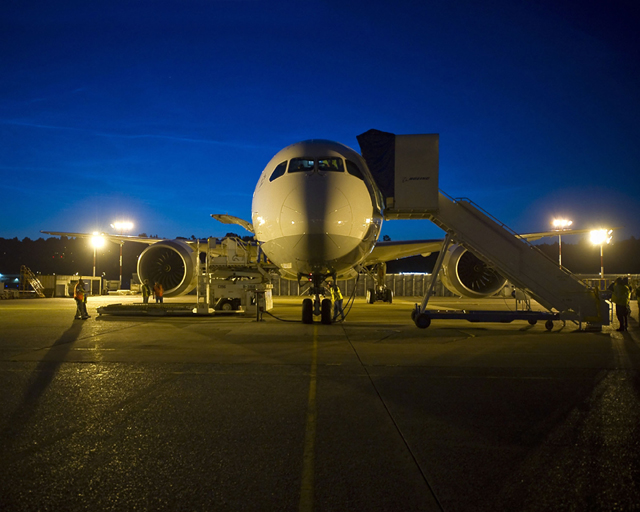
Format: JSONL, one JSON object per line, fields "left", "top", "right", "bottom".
{"left": 268, "top": 273, "right": 640, "bottom": 299}
{"left": 269, "top": 273, "right": 457, "bottom": 298}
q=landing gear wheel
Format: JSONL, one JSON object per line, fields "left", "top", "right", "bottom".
{"left": 415, "top": 313, "right": 431, "bottom": 329}
{"left": 366, "top": 288, "right": 375, "bottom": 304}
{"left": 545, "top": 319, "right": 554, "bottom": 331}
{"left": 302, "top": 298, "right": 313, "bottom": 324}
{"left": 385, "top": 289, "right": 393, "bottom": 303}
{"left": 321, "top": 298, "right": 332, "bottom": 324}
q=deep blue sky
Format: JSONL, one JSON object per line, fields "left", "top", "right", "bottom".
{"left": 2, "top": 0, "right": 639, "bottom": 244}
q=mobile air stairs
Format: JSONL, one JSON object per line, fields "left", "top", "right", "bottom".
{"left": 20, "top": 265, "right": 45, "bottom": 298}
{"left": 357, "top": 129, "right": 607, "bottom": 331}
{"left": 412, "top": 192, "right": 607, "bottom": 330}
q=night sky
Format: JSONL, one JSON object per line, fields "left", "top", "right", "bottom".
{"left": 2, "top": 0, "right": 639, "bottom": 244}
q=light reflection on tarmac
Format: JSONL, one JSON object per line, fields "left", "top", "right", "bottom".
{"left": 1, "top": 296, "right": 639, "bottom": 511}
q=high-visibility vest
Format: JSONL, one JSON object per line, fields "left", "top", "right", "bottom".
{"left": 611, "top": 283, "right": 630, "bottom": 306}
{"left": 74, "top": 283, "right": 84, "bottom": 301}
{"left": 330, "top": 286, "right": 343, "bottom": 301}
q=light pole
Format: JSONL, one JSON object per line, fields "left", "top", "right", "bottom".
{"left": 589, "top": 228, "right": 613, "bottom": 279}
{"left": 110, "top": 221, "right": 133, "bottom": 289}
{"left": 91, "top": 233, "right": 105, "bottom": 278}
{"left": 552, "top": 218, "right": 572, "bottom": 268}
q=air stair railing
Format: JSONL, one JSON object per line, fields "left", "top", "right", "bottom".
{"left": 443, "top": 192, "right": 583, "bottom": 282}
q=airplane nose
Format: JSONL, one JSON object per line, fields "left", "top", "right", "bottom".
{"left": 280, "top": 182, "right": 353, "bottom": 237}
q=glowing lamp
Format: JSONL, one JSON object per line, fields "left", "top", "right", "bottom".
{"left": 91, "top": 232, "right": 105, "bottom": 248}
{"left": 110, "top": 221, "right": 134, "bottom": 232}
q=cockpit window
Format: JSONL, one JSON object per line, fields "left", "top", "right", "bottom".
{"left": 346, "top": 160, "right": 364, "bottom": 180}
{"left": 289, "top": 158, "right": 315, "bottom": 173}
{"left": 269, "top": 161, "right": 288, "bottom": 182}
{"left": 318, "top": 158, "right": 344, "bottom": 172}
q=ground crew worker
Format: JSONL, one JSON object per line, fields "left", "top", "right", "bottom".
{"left": 330, "top": 282, "right": 345, "bottom": 322}
{"left": 153, "top": 281, "right": 164, "bottom": 304}
{"left": 73, "top": 279, "right": 90, "bottom": 320}
{"left": 141, "top": 279, "right": 151, "bottom": 304}
{"left": 611, "top": 277, "right": 630, "bottom": 331}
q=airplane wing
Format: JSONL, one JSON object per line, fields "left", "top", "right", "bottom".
{"left": 40, "top": 231, "right": 165, "bottom": 244}
{"left": 210, "top": 214, "right": 255, "bottom": 234}
{"left": 40, "top": 231, "right": 241, "bottom": 257}
{"left": 360, "top": 225, "right": 616, "bottom": 266}
{"left": 362, "top": 227, "right": 620, "bottom": 265}
{"left": 363, "top": 239, "right": 444, "bottom": 265}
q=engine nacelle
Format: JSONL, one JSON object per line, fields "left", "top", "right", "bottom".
{"left": 137, "top": 240, "right": 198, "bottom": 297}
{"left": 440, "top": 244, "right": 507, "bottom": 298}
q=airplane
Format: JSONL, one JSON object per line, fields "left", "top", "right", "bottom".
{"left": 43, "top": 131, "right": 600, "bottom": 325}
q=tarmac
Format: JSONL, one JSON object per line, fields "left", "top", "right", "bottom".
{"left": 1, "top": 294, "right": 639, "bottom": 511}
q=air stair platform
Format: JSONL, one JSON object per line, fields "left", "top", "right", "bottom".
{"left": 414, "top": 192, "right": 606, "bottom": 329}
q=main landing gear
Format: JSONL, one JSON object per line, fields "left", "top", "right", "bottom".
{"left": 364, "top": 262, "right": 393, "bottom": 304}
{"left": 301, "top": 273, "right": 333, "bottom": 325}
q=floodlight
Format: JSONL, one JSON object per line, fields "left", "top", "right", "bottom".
{"left": 91, "top": 232, "right": 105, "bottom": 248}
{"left": 589, "top": 229, "right": 612, "bottom": 246}
{"left": 552, "top": 218, "right": 573, "bottom": 230}
{"left": 110, "top": 221, "right": 134, "bottom": 232}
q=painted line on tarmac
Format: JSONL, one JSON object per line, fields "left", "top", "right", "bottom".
{"left": 299, "top": 325, "right": 318, "bottom": 512}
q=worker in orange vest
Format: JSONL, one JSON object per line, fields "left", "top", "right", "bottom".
{"left": 74, "top": 279, "right": 90, "bottom": 320}
{"left": 153, "top": 281, "right": 164, "bottom": 304}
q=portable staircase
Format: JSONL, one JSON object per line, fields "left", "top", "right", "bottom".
{"left": 422, "top": 193, "right": 602, "bottom": 325}
{"left": 356, "top": 129, "right": 605, "bottom": 328}
{"left": 19, "top": 265, "right": 45, "bottom": 298}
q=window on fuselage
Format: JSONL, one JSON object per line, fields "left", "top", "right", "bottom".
{"left": 346, "top": 160, "right": 365, "bottom": 181}
{"left": 269, "top": 161, "right": 288, "bottom": 182}
{"left": 289, "top": 158, "right": 315, "bottom": 173}
{"left": 318, "top": 158, "right": 344, "bottom": 172}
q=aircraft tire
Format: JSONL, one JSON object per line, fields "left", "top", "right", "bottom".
{"left": 366, "top": 289, "right": 375, "bottom": 304}
{"left": 385, "top": 289, "right": 393, "bottom": 303}
{"left": 415, "top": 313, "right": 431, "bottom": 329}
{"left": 321, "top": 298, "right": 332, "bottom": 324}
{"left": 302, "top": 298, "right": 313, "bottom": 324}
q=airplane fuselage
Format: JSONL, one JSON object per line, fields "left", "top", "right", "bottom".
{"left": 252, "top": 140, "right": 384, "bottom": 280}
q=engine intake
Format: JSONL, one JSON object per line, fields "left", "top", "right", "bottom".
{"left": 440, "top": 244, "right": 506, "bottom": 298}
{"left": 137, "top": 240, "right": 198, "bottom": 297}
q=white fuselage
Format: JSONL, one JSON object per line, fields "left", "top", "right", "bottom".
{"left": 252, "top": 140, "right": 383, "bottom": 280}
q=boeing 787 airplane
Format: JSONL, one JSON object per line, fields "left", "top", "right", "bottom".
{"left": 44, "top": 131, "right": 583, "bottom": 324}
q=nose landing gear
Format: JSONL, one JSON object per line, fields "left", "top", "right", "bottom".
{"left": 300, "top": 273, "right": 333, "bottom": 324}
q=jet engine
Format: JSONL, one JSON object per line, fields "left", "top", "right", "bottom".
{"left": 137, "top": 240, "right": 198, "bottom": 297}
{"left": 440, "top": 244, "right": 507, "bottom": 298}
